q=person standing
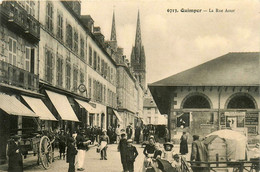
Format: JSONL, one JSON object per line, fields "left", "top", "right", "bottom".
{"left": 190, "top": 135, "right": 208, "bottom": 172}
{"left": 125, "top": 139, "right": 138, "bottom": 172}
{"left": 66, "top": 137, "right": 77, "bottom": 172}
{"left": 115, "top": 124, "right": 121, "bottom": 143}
{"left": 58, "top": 130, "right": 66, "bottom": 160}
{"left": 107, "top": 126, "right": 113, "bottom": 144}
{"left": 7, "top": 135, "right": 23, "bottom": 172}
{"left": 76, "top": 130, "right": 87, "bottom": 171}
{"left": 164, "top": 127, "right": 169, "bottom": 142}
{"left": 180, "top": 132, "right": 188, "bottom": 155}
{"left": 118, "top": 133, "right": 128, "bottom": 172}
{"left": 99, "top": 129, "right": 109, "bottom": 160}
{"left": 135, "top": 126, "right": 141, "bottom": 144}
{"left": 126, "top": 125, "right": 133, "bottom": 139}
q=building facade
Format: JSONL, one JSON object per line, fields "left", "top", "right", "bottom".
{"left": 38, "top": 0, "right": 117, "bottom": 131}
{"left": 107, "top": 11, "right": 144, "bottom": 129}
{"left": 0, "top": 0, "right": 41, "bottom": 164}
{"left": 143, "top": 97, "right": 167, "bottom": 125}
{"left": 149, "top": 52, "right": 260, "bottom": 143}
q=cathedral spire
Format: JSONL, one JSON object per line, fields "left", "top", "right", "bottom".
{"left": 135, "top": 10, "right": 142, "bottom": 47}
{"left": 110, "top": 10, "right": 117, "bottom": 41}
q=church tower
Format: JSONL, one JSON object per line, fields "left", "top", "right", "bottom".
{"left": 109, "top": 11, "right": 117, "bottom": 52}
{"left": 130, "top": 11, "right": 146, "bottom": 89}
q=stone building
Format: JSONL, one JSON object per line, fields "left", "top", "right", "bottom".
{"left": 0, "top": 1, "right": 43, "bottom": 164}
{"left": 38, "top": 0, "right": 117, "bottom": 131}
{"left": 106, "top": 11, "right": 144, "bottom": 129}
{"left": 149, "top": 52, "right": 260, "bottom": 143}
{"left": 143, "top": 97, "right": 167, "bottom": 125}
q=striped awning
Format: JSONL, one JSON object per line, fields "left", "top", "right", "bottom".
{"left": 22, "top": 96, "right": 57, "bottom": 121}
{"left": 46, "top": 90, "right": 79, "bottom": 122}
{"left": 0, "top": 93, "right": 37, "bottom": 117}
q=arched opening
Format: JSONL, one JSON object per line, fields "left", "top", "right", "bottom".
{"left": 182, "top": 95, "right": 211, "bottom": 109}
{"left": 227, "top": 95, "right": 256, "bottom": 109}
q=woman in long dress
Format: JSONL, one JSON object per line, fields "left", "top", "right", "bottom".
{"left": 180, "top": 132, "right": 188, "bottom": 155}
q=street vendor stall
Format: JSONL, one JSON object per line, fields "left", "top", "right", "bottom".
{"left": 206, "top": 129, "right": 247, "bottom": 161}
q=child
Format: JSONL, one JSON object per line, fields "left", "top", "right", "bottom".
{"left": 66, "top": 137, "right": 78, "bottom": 172}
{"left": 157, "top": 142, "right": 179, "bottom": 172}
{"left": 126, "top": 139, "right": 138, "bottom": 172}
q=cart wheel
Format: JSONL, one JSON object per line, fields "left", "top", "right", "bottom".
{"left": 39, "top": 136, "right": 52, "bottom": 169}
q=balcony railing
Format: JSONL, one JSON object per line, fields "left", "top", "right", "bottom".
{"left": 0, "top": 1, "right": 40, "bottom": 42}
{"left": 0, "top": 61, "right": 39, "bottom": 91}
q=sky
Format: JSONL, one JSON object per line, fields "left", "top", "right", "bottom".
{"left": 81, "top": 0, "right": 260, "bottom": 84}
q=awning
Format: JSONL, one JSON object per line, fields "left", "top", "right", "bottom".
{"left": 22, "top": 96, "right": 57, "bottom": 121}
{"left": 113, "top": 110, "right": 123, "bottom": 123}
{"left": 0, "top": 94, "right": 37, "bottom": 117}
{"left": 75, "top": 99, "right": 99, "bottom": 114}
{"left": 46, "top": 90, "right": 79, "bottom": 122}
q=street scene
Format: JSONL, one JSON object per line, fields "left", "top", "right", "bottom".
{"left": 0, "top": 0, "right": 260, "bottom": 172}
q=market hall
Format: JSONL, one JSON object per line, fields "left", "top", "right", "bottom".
{"left": 149, "top": 52, "right": 260, "bottom": 143}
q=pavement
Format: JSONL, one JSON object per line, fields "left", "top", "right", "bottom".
{"left": 0, "top": 143, "right": 189, "bottom": 172}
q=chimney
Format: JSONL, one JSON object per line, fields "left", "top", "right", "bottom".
{"left": 80, "top": 15, "right": 94, "bottom": 33}
{"left": 93, "top": 26, "right": 105, "bottom": 46}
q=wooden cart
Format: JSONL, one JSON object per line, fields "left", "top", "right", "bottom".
{"left": 7, "top": 133, "right": 53, "bottom": 169}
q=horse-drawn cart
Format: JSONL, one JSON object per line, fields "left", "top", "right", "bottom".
{"left": 7, "top": 132, "right": 54, "bottom": 169}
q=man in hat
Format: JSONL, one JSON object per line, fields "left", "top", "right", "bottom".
{"left": 7, "top": 135, "right": 23, "bottom": 172}
{"left": 190, "top": 135, "right": 208, "bottom": 172}
{"left": 76, "top": 129, "right": 89, "bottom": 171}
{"left": 126, "top": 125, "right": 133, "bottom": 139}
{"left": 118, "top": 132, "right": 128, "bottom": 171}
{"left": 66, "top": 137, "right": 77, "bottom": 172}
{"left": 99, "top": 129, "right": 109, "bottom": 160}
{"left": 125, "top": 139, "right": 138, "bottom": 172}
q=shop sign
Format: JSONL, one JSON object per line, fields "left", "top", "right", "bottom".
{"left": 225, "top": 112, "right": 245, "bottom": 116}
{"left": 245, "top": 113, "right": 258, "bottom": 125}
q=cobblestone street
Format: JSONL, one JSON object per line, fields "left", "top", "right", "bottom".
{"left": 0, "top": 143, "right": 191, "bottom": 172}
{"left": 22, "top": 144, "right": 145, "bottom": 172}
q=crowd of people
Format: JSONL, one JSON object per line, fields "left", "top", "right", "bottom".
{"left": 10, "top": 124, "right": 253, "bottom": 172}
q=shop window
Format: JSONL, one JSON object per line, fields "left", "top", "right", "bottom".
{"left": 183, "top": 95, "right": 211, "bottom": 109}
{"left": 227, "top": 95, "right": 256, "bottom": 109}
{"left": 177, "top": 113, "right": 190, "bottom": 127}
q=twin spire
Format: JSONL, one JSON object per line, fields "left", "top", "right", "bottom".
{"left": 110, "top": 10, "right": 143, "bottom": 47}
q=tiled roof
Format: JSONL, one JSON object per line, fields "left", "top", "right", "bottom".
{"left": 149, "top": 52, "right": 260, "bottom": 87}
